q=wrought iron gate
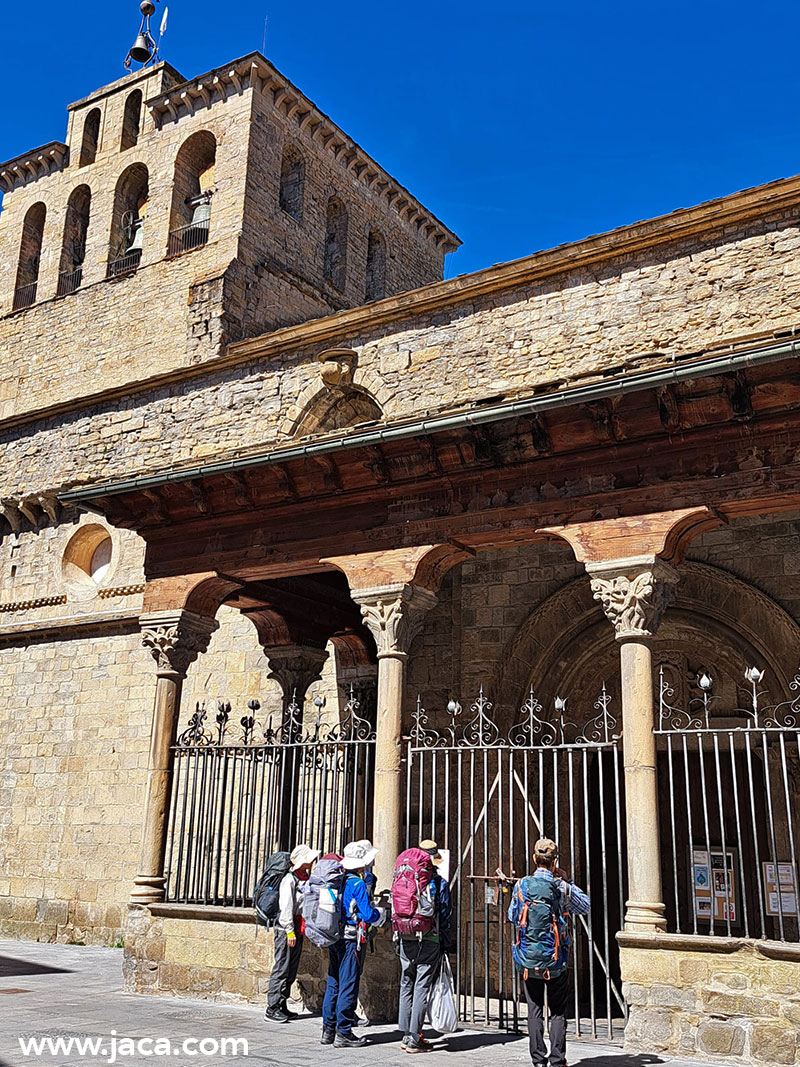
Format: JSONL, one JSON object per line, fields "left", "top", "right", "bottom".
{"left": 165, "top": 692, "right": 375, "bottom": 905}
{"left": 406, "top": 686, "right": 627, "bottom": 1042}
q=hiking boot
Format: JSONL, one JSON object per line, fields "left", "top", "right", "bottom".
{"left": 334, "top": 1032, "right": 368, "bottom": 1048}
{"left": 403, "top": 1036, "right": 430, "bottom": 1054}
{"left": 264, "top": 1006, "right": 290, "bottom": 1023}
{"left": 320, "top": 1028, "right": 336, "bottom": 1045}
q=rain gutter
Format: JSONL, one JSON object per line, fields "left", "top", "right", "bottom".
{"left": 60, "top": 336, "right": 800, "bottom": 505}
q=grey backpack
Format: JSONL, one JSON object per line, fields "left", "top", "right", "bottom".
{"left": 302, "top": 858, "right": 345, "bottom": 948}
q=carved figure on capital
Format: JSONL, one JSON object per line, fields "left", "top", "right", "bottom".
{"left": 140, "top": 612, "right": 218, "bottom": 676}
{"left": 588, "top": 560, "right": 679, "bottom": 640}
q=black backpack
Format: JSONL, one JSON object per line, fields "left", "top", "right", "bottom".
{"left": 253, "top": 851, "right": 292, "bottom": 927}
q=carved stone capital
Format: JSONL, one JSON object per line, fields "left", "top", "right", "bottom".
{"left": 140, "top": 610, "right": 218, "bottom": 677}
{"left": 586, "top": 556, "right": 679, "bottom": 640}
{"left": 263, "top": 643, "right": 329, "bottom": 703}
{"left": 351, "top": 583, "right": 438, "bottom": 657}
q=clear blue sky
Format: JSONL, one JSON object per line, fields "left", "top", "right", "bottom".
{"left": 2, "top": 1, "right": 798, "bottom": 278}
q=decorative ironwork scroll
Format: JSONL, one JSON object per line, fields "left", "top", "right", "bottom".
{"left": 409, "top": 683, "right": 619, "bottom": 749}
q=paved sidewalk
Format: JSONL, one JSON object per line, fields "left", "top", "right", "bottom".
{"left": 0, "top": 940, "right": 726, "bottom": 1067}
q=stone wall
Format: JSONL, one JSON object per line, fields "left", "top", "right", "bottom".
{"left": 124, "top": 904, "right": 400, "bottom": 1021}
{"left": 405, "top": 511, "right": 800, "bottom": 725}
{"left": 621, "top": 936, "right": 800, "bottom": 1065}
{"left": 4, "top": 203, "right": 800, "bottom": 499}
{"left": 238, "top": 87, "right": 448, "bottom": 339}
{"left": 0, "top": 624, "right": 151, "bottom": 945}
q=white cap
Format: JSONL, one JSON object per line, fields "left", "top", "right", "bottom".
{"left": 291, "top": 844, "right": 321, "bottom": 871}
{"left": 342, "top": 839, "right": 379, "bottom": 870}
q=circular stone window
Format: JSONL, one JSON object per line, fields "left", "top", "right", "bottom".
{"left": 62, "top": 525, "right": 115, "bottom": 597}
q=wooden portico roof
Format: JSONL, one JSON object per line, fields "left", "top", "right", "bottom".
{"left": 61, "top": 336, "right": 800, "bottom": 584}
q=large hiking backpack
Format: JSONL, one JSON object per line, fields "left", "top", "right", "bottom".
{"left": 510, "top": 875, "right": 570, "bottom": 979}
{"left": 253, "top": 851, "right": 292, "bottom": 927}
{"left": 302, "top": 857, "right": 346, "bottom": 948}
{"left": 391, "top": 848, "right": 436, "bottom": 937}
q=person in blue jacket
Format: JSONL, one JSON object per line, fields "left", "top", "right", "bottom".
{"left": 321, "top": 839, "right": 387, "bottom": 1048}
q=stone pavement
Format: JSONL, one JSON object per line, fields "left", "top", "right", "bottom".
{"left": 0, "top": 940, "right": 727, "bottom": 1067}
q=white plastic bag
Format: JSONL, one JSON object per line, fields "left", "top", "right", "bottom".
{"left": 427, "top": 955, "right": 458, "bottom": 1033}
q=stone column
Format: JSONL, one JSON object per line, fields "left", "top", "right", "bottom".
{"left": 132, "top": 610, "right": 217, "bottom": 904}
{"left": 352, "top": 584, "right": 437, "bottom": 889}
{"left": 587, "top": 556, "right": 679, "bottom": 932}
{"left": 263, "top": 643, "right": 329, "bottom": 734}
{"left": 262, "top": 643, "right": 328, "bottom": 850}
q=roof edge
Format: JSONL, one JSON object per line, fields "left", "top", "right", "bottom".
{"left": 59, "top": 334, "right": 800, "bottom": 504}
{"left": 229, "top": 169, "right": 800, "bottom": 361}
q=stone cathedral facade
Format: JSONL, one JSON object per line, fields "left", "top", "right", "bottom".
{"left": 2, "top": 38, "right": 800, "bottom": 1067}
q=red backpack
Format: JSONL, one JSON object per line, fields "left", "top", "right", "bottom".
{"left": 391, "top": 848, "right": 436, "bottom": 936}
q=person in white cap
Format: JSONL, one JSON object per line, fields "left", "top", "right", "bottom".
{"left": 265, "top": 843, "right": 320, "bottom": 1023}
{"left": 321, "top": 839, "right": 387, "bottom": 1048}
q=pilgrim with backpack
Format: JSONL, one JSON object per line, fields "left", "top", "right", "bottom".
{"left": 507, "top": 838, "right": 591, "bottom": 1067}
{"left": 392, "top": 840, "right": 454, "bottom": 1054}
{"left": 320, "top": 840, "right": 387, "bottom": 1048}
{"left": 258, "top": 844, "right": 320, "bottom": 1024}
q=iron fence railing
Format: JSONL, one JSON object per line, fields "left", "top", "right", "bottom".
{"left": 107, "top": 249, "right": 142, "bottom": 278}
{"left": 407, "top": 685, "right": 626, "bottom": 1040}
{"left": 657, "top": 665, "right": 800, "bottom": 943}
{"left": 12, "top": 281, "right": 37, "bottom": 310}
{"left": 57, "top": 267, "right": 82, "bottom": 297}
{"left": 165, "top": 692, "right": 375, "bottom": 906}
{"left": 167, "top": 219, "right": 210, "bottom": 257}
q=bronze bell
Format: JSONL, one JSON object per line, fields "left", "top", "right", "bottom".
{"left": 128, "top": 33, "right": 153, "bottom": 64}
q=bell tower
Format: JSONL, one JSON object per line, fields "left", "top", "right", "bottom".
{"left": 0, "top": 8, "right": 459, "bottom": 424}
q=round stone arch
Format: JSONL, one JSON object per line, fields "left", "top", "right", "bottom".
{"left": 280, "top": 356, "right": 392, "bottom": 438}
{"left": 290, "top": 383, "right": 384, "bottom": 438}
{"left": 490, "top": 561, "right": 800, "bottom": 733}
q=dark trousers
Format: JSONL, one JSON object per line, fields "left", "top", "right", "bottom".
{"left": 398, "top": 939, "right": 442, "bottom": 1037}
{"left": 322, "top": 939, "right": 366, "bottom": 1035}
{"left": 267, "top": 929, "right": 304, "bottom": 1009}
{"left": 523, "top": 969, "right": 569, "bottom": 1067}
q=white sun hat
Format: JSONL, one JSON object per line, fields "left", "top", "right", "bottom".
{"left": 341, "top": 839, "right": 379, "bottom": 870}
{"left": 290, "top": 844, "right": 321, "bottom": 871}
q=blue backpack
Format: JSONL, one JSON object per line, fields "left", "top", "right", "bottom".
{"left": 509, "top": 875, "right": 570, "bottom": 980}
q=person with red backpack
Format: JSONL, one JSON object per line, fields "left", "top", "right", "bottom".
{"left": 507, "top": 838, "right": 590, "bottom": 1067}
{"left": 392, "top": 841, "right": 454, "bottom": 1054}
